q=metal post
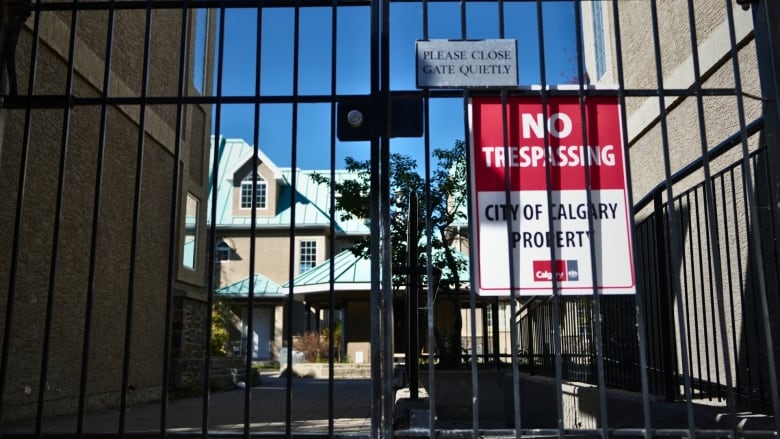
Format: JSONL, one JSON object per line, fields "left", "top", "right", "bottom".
{"left": 492, "top": 298, "right": 500, "bottom": 364}
{"left": 749, "top": 0, "right": 780, "bottom": 423}
{"left": 407, "top": 192, "right": 419, "bottom": 400}
{"left": 752, "top": 0, "right": 780, "bottom": 268}
{"left": 654, "top": 188, "right": 678, "bottom": 402}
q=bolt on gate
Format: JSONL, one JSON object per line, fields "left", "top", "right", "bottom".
{"left": 1, "top": 0, "right": 780, "bottom": 438}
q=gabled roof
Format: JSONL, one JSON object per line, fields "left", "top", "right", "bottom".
{"left": 283, "top": 249, "right": 372, "bottom": 294}
{"left": 208, "top": 136, "right": 369, "bottom": 234}
{"left": 214, "top": 273, "right": 287, "bottom": 298}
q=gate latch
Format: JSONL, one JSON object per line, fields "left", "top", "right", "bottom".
{"left": 337, "top": 93, "right": 423, "bottom": 141}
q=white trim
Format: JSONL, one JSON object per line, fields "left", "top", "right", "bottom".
{"left": 239, "top": 174, "right": 268, "bottom": 210}
{"left": 222, "top": 142, "right": 284, "bottom": 182}
{"left": 291, "top": 283, "right": 374, "bottom": 294}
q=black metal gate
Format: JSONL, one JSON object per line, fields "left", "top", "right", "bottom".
{"left": 2, "top": 0, "right": 780, "bottom": 437}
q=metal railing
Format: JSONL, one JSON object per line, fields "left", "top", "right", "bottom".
{"left": 517, "top": 118, "right": 775, "bottom": 412}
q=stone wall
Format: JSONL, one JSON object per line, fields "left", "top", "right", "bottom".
{"left": 170, "top": 293, "right": 208, "bottom": 394}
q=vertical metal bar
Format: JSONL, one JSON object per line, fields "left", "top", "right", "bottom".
{"left": 378, "top": 0, "right": 393, "bottom": 434}
{"left": 653, "top": 189, "right": 677, "bottom": 402}
{"left": 534, "top": 1, "right": 565, "bottom": 436}
{"left": 728, "top": 0, "right": 780, "bottom": 429}
{"left": 407, "top": 192, "right": 419, "bottom": 400}
{"left": 682, "top": 193, "right": 700, "bottom": 399}
{"left": 498, "top": 87, "right": 521, "bottom": 439}
{"left": 327, "top": 1, "right": 338, "bottom": 435}
{"left": 572, "top": 1, "right": 607, "bottom": 432}
{"left": 285, "top": 2, "right": 303, "bottom": 434}
{"left": 423, "top": 80, "right": 437, "bottom": 439}
{"left": 118, "top": 3, "right": 154, "bottom": 436}
{"left": 648, "top": 1, "right": 697, "bottom": 435}
{"left": 204, "top": 5, "right": 227, "bottom": 437}
{"left": 719, "top": 170, "right": 743, "bottom": 405}
{"left": 35, "top": 2, "right": 79, "bottom": 435}
{"left": 380, "top": 139, "right": 394, "bottom": 439}
{"left": 490, "top": 0, "right": 507, "bottom": 432}
{"left": 691, "top": 191, "right": 711, "bottom": 397}
{"left": 680, "top": 195, "right": 699, "bottom": 398}
{"left": 610, "top": 0, "right": 655, "bottom": 433}
{"left": 650, "top": 221, "right": 663, "bottom": 395}
{"left": 417, "top": 0, "right": 435, "bottom": 432}
{"left": 492, "top": 299, "right": 500, "bottom": 364}
{"left": 78, "top": 2, "right": 117, "bottom": 435}
{"left": 0, "top": 0, "right": 40, "bottom": 422}
{"left": 746, "top": 155, "right": 767, "bottom": 409}
{"left": 368, "top": 0, "right": 381, "bottom": 432}
{"left": 369, "top": 136, "right": 381, "bottom": 439}
{"left": 243, "top": 5, "right": 263, "bottom": 438}
{"left": 160, "top": 3, "right": 191, "bottom": 436}
{"left": 463, "top": 0, "right": 482, "bottom": 435}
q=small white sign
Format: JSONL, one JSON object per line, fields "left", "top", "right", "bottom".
{"left": 416, "top": 39, "right": 518, "bottom": 88}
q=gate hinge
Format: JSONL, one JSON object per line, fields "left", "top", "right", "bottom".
{"left": 0, "top": 0, "right": 32, "bottom": 95}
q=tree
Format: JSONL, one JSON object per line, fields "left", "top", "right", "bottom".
{"left": 312, "top": 140, "right": 469, "bottom": 366}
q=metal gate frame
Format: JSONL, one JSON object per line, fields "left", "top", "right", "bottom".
{"left": 1, "top": 0, "right": 780, "bottom": 438}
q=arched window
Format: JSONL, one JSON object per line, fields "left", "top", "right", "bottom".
{"left": 240, "top": 173, "right": 266, "bottom": 209}
{"left": 216, "top": 241, "right": 232, "bottom": 262}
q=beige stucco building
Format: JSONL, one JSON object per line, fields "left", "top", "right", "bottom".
{"left": 580, "top": 0, "right": 772, "bottom": 404}
{"left": 209, "top": 137, "right": 370, "bottom": 362}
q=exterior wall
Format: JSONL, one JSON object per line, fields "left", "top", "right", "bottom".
{"left": 615, "top": 2, "right": 760, "bottom": 398}
{"left": 582, "top": 1, "right": 761, "bottom": 208}
{"left": 582, "top": 1, "right": 767, "bottom": 401}
{"left": 217, "top": 232, "right": 329, "bottom": 287}
{"left": 170, "top": 294, "right": 209, "bottom": 392}
{"left": 0, "top": 8, "right": 213, "bottom": 422}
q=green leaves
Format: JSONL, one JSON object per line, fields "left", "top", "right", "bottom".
{"left": 315, "top": 140, "right": 468, "bottom": 291}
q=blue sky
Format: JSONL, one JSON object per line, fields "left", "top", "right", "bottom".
{"left": 209, "top": 1, "right": 579, "bottom": 171}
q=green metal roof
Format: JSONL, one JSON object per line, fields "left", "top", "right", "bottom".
{"left": 208, "top": 136, "right": 369, "bottom": 235}
{"left": 283, "top": 248, "right": 470, "bottom": 294}
{"left": 283, "top": 249, "right": 372, "bottom": 294}
{"left": 214, "top": 273, "right": 287, "bottom": 297}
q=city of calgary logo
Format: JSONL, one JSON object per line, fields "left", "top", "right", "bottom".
{"left": 533, "top": 260, "right": 579, "bottom": 282}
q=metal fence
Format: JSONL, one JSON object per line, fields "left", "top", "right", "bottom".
{"left": 1, "top": 0, "right": 780, "bottom": 437}
{"left": 518, "top": 121, "right": 776, "bottom": 410}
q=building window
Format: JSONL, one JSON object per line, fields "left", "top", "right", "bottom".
{"left": 300, "top": 240, "right": 317, "bottom": 273}
{"left": 591, "top": 0, "right": 607, "bottom": 80}
{"left": 193, "top": 9, "right": 208, "bottom": 93}
{"left": 182, "top": 194, "right": 198, "bottom": 270}
{"left": 240, "top": 173, "right": 267, "bottom": 209}
{"left": 216, "top": 241, "right": 231, "bottom": 262}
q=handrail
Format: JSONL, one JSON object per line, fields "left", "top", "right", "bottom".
{"left": 514, "top": 295, "right": 553, "bottom": 321}
{"left": 633, "top": 117, "right": 764, "bottom": 212}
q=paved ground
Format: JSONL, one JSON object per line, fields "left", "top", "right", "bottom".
{"left": 4, "top": 375, "right": 374, "bottom": 435}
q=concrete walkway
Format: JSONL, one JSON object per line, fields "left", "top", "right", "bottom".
{"left": 3, "top": 375, "right": 373, "bottom": 436}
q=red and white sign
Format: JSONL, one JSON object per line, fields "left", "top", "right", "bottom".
{"left": 468, "top": 95, "right": 636, "bottom": 296}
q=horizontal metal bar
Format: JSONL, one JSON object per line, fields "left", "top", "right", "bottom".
{"left": 2, "top": 88, "right": 746, "bottom": 110}
{"left": 0, "top": 433, "right": 373, "bottom": 439}
{"left": 32, "top": 0, "right": 372, "bottom": 11}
